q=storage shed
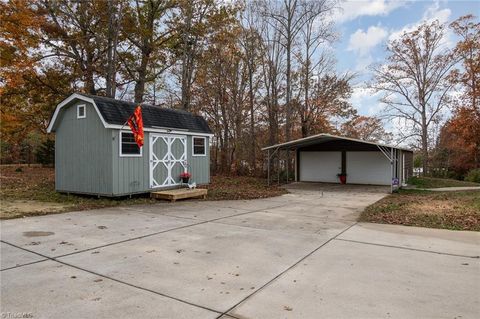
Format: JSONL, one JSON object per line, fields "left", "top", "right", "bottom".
{"left": 47, "top": 93, "right": 213, "bottom": 196}
{"left": 263, "top": 134, "right": 413, "bottom": 190}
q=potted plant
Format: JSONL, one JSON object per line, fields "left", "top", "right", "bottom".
{"left": 337, "top": 173, "right": 347, "bottom": 184}
{"left": 180, "top": 172, "right": 191, "bottom": 184}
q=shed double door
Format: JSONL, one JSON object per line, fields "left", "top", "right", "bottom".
{"left": 149, "top": 134, "right": 187, "bottom": 188}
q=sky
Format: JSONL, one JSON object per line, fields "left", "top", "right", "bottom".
{"left": 331, "top": 0, "right": 479, "bottom": 118}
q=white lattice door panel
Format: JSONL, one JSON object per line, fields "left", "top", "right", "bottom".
{"left": 149, "top": 134, "right": 187, "bottom": 188}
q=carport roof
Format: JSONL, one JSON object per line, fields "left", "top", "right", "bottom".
{"left": 261, "top": 133, "right": 412, "bottom": 152}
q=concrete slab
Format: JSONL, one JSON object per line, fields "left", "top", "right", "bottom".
{"left": 213, "top": 210, "right": 353, "bottom": 235}
{"left": 206, "top": 198, "right": 290, "bottom": 211}
{"left": 126, "top": 205, "right": 250, "bottom": 221}
{"left": 295, "top": 195, "right": 387, "bottom": 210}
{"left": 3, "top": 183, "right": 476, "bottom": 318}
{"left": 59, "top": 222, "right": 330, "bottom": 312}
{"left": 423, "top": 186, "right": 480, "bottom": 191}
{"left": 0, "top": 209, "right": 197, "bottom": 257}
{"left": 123, "top": 201, "right": 215, "bottom": 213}
{"left": 263, "top": 203, "right": 363, "bottom": 222}
{"left": 0, "top": 242, "right": 46, "bottom": 270}
{"left": 227, "top": 239, "right": 480, "bottom": 319}
{"left": 339, "top": 223, "right": 480, "bottom": 257}
{"left": 277, "top": 194, "right": 387, "bottom": 212}
{"left": 285, "top": 182, "right": 390, "bottom": 194}
{"left": 0, "top": 260, "right": 218, "bottom": 319}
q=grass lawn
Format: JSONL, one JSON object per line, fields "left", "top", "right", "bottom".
{"left": 360, "top": 189, "right": 480, "bottom": 231}
{"left": 408, "top": 176, "right": 480, "bottom": 189}
{"left": 0, "top": 166, "right": 285, "bottom": 219}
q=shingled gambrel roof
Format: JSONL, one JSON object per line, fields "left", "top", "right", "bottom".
{"left": 47, "top": 93, "right": 212, "bottom": 134}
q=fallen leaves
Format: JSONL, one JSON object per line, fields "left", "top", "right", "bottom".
{"left": 202, "top": 175, "right": 287, "bottom": 200}
{"left": 360, "top": 190, "right": 480, "bottom": 231}
{"left": 0, "top": 167, "right": 286, "bottom": 219}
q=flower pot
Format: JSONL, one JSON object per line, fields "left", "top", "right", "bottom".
{"left": 182, "top": 177, "right": 190, "bottom": 184}
{"left": 339, "top": 175, "right": 347, "bottom": 184}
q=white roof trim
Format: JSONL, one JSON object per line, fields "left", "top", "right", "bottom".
{"left": 47, "top": 93, "right": 108, "bottom": 133}
{"left": 261, "top": 133, "right": 412, "bottom": 152}
{"left": 47, "top": 93, "right": 214, "bottom": 137}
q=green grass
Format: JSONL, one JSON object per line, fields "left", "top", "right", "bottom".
{"left": 408, "top": 176, "right": 480, "bottom": 189}
{"left": 360, "top": 189, "right": 480, "bottom": 231}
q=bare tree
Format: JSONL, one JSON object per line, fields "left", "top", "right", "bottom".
{"left": 175, "top": 0, "right": 236, "bottom": 110}
{"left": 105, "top": 0, "right": 124, "bottom": 97}
{"left": 296, "top": 0, "right": 336, "bottom": 137}
{"left": 120, "top": 0, "right": 176, "bottom": 103}
{"left": 239, "top": 2, "right": 263, "bottom": 173}
{"left": 258, "top": 5, "right": 285, "bottom": 147}
{"left": 265, "top": 0, "right": 336, "bottom": 142}
{"left": 39, "top": 0, "right": 106, "bottom": 94}
{"left": 371, "top": 20, "right": 458, "bottom": 175}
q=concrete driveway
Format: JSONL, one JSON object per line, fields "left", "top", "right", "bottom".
{"left": 1, "top": 183, "right": 479, "bottom": 319}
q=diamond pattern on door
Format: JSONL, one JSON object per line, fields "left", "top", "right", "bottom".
{"left": 150, "top": 134, "right": 187, "bottom": 188}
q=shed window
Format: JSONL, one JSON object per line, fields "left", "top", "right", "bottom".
{"left": 120, "top": 132, "right": 142, "bottom": 157}
{"left": 192, "top": 137, "right": 206, "bottom": 156}
{"left": 77, "top": 104, "right": 86, "bottom": 119}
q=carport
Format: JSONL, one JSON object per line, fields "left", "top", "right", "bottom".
{"left": 263, "top": 134, "right": 413, "bottom": 192}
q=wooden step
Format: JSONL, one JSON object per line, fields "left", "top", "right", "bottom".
{"left": 151, "top": 188, "right": 207, "bottom": 202}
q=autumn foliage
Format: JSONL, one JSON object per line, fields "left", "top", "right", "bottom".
{"left": 0, "top": 1, "right": 478, "bottom": 181}
{"left": 435, "top": 15, "right": 480, "bottom": 176}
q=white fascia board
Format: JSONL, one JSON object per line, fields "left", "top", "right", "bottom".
{"left": 47, "top": 93, "right": 108, "bottom": 133}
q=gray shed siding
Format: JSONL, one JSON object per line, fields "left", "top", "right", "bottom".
{"left": 111, "top": 130, "right": 150, "bottom": 195}
{"left": 187, "top": 135, "right": 210, "bottom": 185}
{"left": 111, "top": 132, "right": 210, "bottom": 195}
{"left": 55, "top": 101, "right": 113, "bottom": 195}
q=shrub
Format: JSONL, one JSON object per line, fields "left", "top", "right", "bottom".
{"left": 465, "top": 169, "right": 480, "bottom": 183}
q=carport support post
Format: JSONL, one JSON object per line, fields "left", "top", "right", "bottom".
{"left": 267, "top": 149, "right": 270, "bottom": 186}
{"left": 390, "top": 147, "right": 394, "bottom": 194}
{"left": 294, "top": 149, "right": 298, "bottom": 182}
{"left": 277, "top": 151, "right": 280, "bottom": 185}
{"left": 286, "top": 149, "right": 289, "bottom": 183}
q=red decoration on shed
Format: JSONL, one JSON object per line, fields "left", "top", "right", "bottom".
{"left": 127, "top": 106, "right": 144, "bottom": 147}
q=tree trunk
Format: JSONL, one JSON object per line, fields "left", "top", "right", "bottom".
{"left": 248, "top": 63, "right": 256, "bottom": 173}
{"left": 106, "top": 0, "right": 119, "bottom": 98}
{"left": 421, "top": 110, "right": 428, "bottom": 176}
{"left": 180, "top": 3, "right": 194, "bottom": 110}
{"left": 302, "top": 54, "right": 310, "bottom": 138}
{"left": 134, "top": 47, "right": 150, "bottom": 103}
{"left": 285, "top": 38, "right": 292, "bottom": 142}
{"left": 85, "top": 51, "right": 96, "bottom": 94}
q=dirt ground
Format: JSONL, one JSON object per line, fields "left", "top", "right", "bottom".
{"left": 0, "top": 200, "right": 72, "bottom": 219}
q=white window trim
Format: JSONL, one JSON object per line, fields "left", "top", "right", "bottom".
{"left": 192, "top": 136, "right": 206, "bottom": 157}
{"left": 77, "top": 104, "right": 86, "bottom": 119}
{"left": 119, "top": 131, "right": 143, "bottom": 157}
